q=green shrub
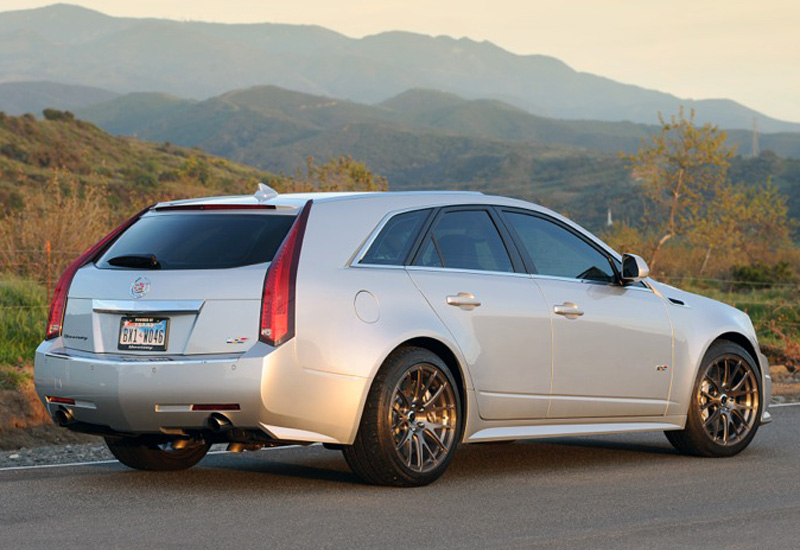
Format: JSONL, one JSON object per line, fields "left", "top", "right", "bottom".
{"left": 729, "top": 261, "right": 797, "bottom": 291}
{"left": 42, "top": 109, "right": 75, "bottom": 122}
{"left": 0, "top": 277, "right": 47, "bottom": 369}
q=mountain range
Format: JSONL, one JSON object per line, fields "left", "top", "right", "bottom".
{"left": 1, "top": 3, "right": 799, "bottom": 133}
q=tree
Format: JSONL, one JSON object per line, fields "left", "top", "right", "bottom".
{"left": 625, "top": 109, "right": 794, "bottom": 275}
{"left": 624, "top": 108, "right": 733, "bottom": 270}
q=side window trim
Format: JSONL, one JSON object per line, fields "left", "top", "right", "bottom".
{"left": 407, "top": 205, "right": 525, "bottom": 273}
{"left": 498, "top": 207, "right": 622, "bottom": 284}
{"left": 402, "top": 208, "right": 437, "bottom": 266}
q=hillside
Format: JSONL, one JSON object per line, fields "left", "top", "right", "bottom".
{"left": 69, "top": 84, "right": 800, "bottom": 232}
{"left": 74, "top": 85, "right": 646, "bottom": 230}
{"left": 0, "top": 110, "right": 274, "bottom": 218}
{"left": 77, "top": 86, "right": 800, "bottom": 161}
{"left": 1, "top": 4, "right": 799, "bottom": 132}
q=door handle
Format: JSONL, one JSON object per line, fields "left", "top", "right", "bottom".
{"left": 446, "top": 292, "right": 481, "bottom": 310}
{"left": 553, "top": 302, "right": 584, "bottom": 318}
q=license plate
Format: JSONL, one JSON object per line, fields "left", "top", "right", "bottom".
{"left": 118, "top": 317, "right": 169, "bottom": 351}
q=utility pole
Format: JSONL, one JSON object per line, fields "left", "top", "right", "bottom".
{"left": 751, "top": 116, "right": 760, "bottom": 157}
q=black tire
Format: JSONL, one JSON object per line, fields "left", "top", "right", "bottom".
{"left": 105, "top": 436, "right": 211, "bottom": 471}
{"left": 342, "top": 347, "right": 463, "bottom": 487}
{"left": 665, "top": 341, "right": 763, "bottom": 457}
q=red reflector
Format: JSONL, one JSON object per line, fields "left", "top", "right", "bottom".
{"left": 45, "top": 204, "right": 154, "bottom": 340}
{"left": 260, "top": 200, "right": 312, "bottom": 347}
{"left": 190, "top": 404, "right": 241, "bottom": 411}
{"left": 47, "top": 396, "right": 75, "bottom": 405}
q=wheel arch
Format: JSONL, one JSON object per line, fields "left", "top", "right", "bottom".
{"left": 706, "top": 331, "right": 760, "bottom": 374}
{"left": 669, "top": 328, "right": 764, "bottom": 418}
{"left": 358, "top": 335, "right": 473, "bottom": 438}
{"left": 399, "top": 336, "right": 467, "bottom": 409}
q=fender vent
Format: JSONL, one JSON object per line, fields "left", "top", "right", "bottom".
{"left": 668, "top": 297, "right": 685, "bottom": 306}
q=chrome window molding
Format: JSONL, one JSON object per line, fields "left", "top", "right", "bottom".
{"left": 405, "top": 265, "right": 531, "bottom": 279}
{"left": 531, "top": 273, "right": 655, "bottom": 293}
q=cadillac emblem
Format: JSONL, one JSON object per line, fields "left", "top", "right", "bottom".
{"left": 130, "top": 277, "right": 151, "bottom": 299}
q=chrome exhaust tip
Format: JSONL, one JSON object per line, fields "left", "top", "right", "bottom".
{"left": 53, "top": 408, "right": 74, "bottom": 427}
{"left": 205, "top": 413, "right": 232, "bottom": 433}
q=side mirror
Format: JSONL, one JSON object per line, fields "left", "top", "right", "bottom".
{"left": 621, "top": 253, "right": 649, "bottom": 283}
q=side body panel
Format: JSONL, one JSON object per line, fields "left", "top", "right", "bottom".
{"left": 407, "top": 268, "right": 552, "bottom": 420}
{"left": 536, "top": 278, "right": 674, "bottom": 418}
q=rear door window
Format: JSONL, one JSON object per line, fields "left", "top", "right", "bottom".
{"left": 96, "top": 213, "right": 296, "bottom": 270}
{"left": 413, "top": 209, "right": 514, "bottom": 273}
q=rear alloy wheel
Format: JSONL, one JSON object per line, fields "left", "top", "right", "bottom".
{"left": 666, "top": 341, "right": 762, "bottom": 457}
{"left": 343, "top": 347, "right": 462, "bottom": 486}
{"left": 105, "top": 436, "right": 211, "bottom": 471}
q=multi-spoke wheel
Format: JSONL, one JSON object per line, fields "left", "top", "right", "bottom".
{"left": 105, "top": 436, "right": 211, "bottom": 471}
{"left": 343, "top": 347, "right": 462, "bottom": 486}
{"left": 666, "top": 341, "right": 763, "bottom": 457}
{"left": 391, "top": 363, "right": 458, "bottom": 474}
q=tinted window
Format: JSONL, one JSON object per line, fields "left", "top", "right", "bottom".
{"left": 97, "top": 213, "right": 296, "bottom": 270}
{"left": 504, "top": 212, "right": 616, "bottom": 282}
{"left": 361, "top": 209, "right": 430, "bottom": 265}
{"left": 414, "top": 210, "right": 513, "bottom": 272}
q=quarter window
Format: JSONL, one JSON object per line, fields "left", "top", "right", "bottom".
{"left": 414, "top": 210, "right": 513, "bottom": 273}
{"left": 361, "top": 209, "right": 431, "bottom": 265}
{"left": 504, "top": 211, "right": 616, "bottom": 283}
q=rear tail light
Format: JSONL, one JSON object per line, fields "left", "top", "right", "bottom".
{"left": 259, "top": 200, "right": 312, "bottom": 346}
{"left": 45, "top": 205, "right": 153, "bottom": 340}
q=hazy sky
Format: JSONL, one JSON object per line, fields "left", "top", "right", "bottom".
{"left": 5, "top": 0, "right": 799, "bottom": 122}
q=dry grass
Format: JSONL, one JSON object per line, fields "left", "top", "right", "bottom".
{"left": 0, "top": 171, "right": 112, "bottom": 282}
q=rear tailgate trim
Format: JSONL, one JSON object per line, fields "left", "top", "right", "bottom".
{"left": 93, "top": 299, "right": 204, "bottom": 314}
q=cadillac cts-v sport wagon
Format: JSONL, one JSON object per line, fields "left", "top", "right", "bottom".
{"left": 35, "top": 188, "right": 772, "bottom": 486}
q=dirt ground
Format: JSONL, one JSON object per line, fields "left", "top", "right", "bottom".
{"left": 0, "top": 382, "right": 101, "bottom": 450}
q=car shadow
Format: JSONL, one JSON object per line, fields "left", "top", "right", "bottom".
{"left": 90, "top": 434, "right": 687, "bottom": 491}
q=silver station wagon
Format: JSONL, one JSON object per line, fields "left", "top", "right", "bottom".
{"left": 35, "top": 188, "right": 772, "bottom": 486}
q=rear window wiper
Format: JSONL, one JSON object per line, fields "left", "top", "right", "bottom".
{"left": 106, "top": 254, "right": 161, "bottom": 270}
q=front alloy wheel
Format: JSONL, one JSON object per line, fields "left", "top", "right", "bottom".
{"left": 666, "top": 341, "right": 763, "bottom": 457}
{"left": 343, "top": 347, "right": 462, "bottom": 486}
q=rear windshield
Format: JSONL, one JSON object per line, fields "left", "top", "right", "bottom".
{"left": 96, "top": 213, "right": 296, "bottom": 270}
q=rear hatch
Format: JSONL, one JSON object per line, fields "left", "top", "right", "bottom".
{"left": 62, "top": 208, "right": 296, "bottom": 356}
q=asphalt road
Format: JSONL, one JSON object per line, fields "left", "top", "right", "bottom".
{"left": 2, "top": 405, "right": 799, "bottom": 550}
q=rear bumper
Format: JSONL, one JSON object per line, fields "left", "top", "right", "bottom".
{"left": 34, "top": 339, "right": 370, "bottom": 444}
